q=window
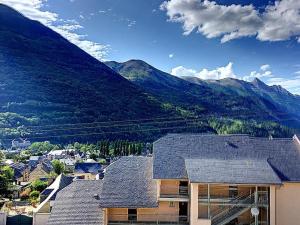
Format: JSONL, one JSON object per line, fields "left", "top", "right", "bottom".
{"left": 229, "top": 186, "right": 238, "bottom": 198}
{"left": 128, "top": 209, "right": 137, "bottom": 221}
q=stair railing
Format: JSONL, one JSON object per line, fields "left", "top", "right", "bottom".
{"left": 210, "top": 192, "right": 256, "bottom": 223}
{"left": 210, "top": 192, "right": 255, "bottom": 219}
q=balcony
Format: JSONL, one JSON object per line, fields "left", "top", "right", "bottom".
{"left": 160, "top": 186, "right": 189, "bottom": 200}
{"left": 198, "top": 191, "right": 269, "bottom": 207}
{"left": 108, "top": 214, "right": 188, "bottom": 225}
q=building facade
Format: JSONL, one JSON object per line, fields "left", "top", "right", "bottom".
{"left": 46, "top": 134, "right": 300, "bottom": 225}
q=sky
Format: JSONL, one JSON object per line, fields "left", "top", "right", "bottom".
{"left": 2, "top": 0, "right": 300, "bottom": 94}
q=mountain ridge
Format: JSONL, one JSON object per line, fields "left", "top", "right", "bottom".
{"left": 106, "top": 60, "right": 300, "bottom": 129}
{"left": 0, "top": 4, "right": 297, "bottom": 144}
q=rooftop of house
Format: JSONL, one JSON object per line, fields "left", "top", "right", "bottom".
{"left": 99, "top": 156, "right": 158, "bottom": 208}
{"left": 153, "top": 134, "right": 300, "bottom": 182}
{"left": 74, "top": 162, "right": 101, "bottom": 174}
{"left": 39, "top": 174, "right": 74, "bottom": 206}
{"left": 59, "top": 158, "right": 76, "bottom": 166}
{"left": 29, "top": 156, "right": 40, "bottom": 161}
{"left": 10, "top": 162, "right": 27, "bottom": 179}
{"left": 47, "top": 179, "right": 103, "bottom": 225}
{"left": 47, "top": 150, "right": 67, "bottom": 156}
{"left": 185, "top": 158, "right": 282, "bottom": 184}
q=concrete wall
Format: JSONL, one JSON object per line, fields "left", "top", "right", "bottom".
{"left": 33, "top": 213, "right": 49, "bottom": 225}
{"left": 191, "top": 183, "right": 211, "bottom": 225}
{"left": 0, "top": 212, "right": 6, "bottom": 225}
{"left": 276, "top": 183, "right": 300, "bottom": 225}
{"left": 38, "top": 202, "right": 51, "bottom": 213}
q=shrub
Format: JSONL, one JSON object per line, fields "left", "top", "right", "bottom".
{"left": 31, "top": 180, "right": 48, "bottom": 192}
{"left": 29, "top": 190, "right": 40, "bottom": 200}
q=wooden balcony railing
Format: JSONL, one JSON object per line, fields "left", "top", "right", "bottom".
{"left": 160, "top": 186, "right": 189, "bottom": 198}
{"left": 109, "top": 214, "right": 188, "bottom": 224}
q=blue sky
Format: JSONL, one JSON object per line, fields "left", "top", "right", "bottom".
{"left": 3, "top": 0, "right": 300, "bottom": 94}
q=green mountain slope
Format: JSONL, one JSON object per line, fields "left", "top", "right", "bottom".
{"left": 106, "top": 60, "right": 300, "bottom": 129}
{"left": 0, "top": 4, "right": 295, "bottom": 145}
{"left": 0, "top": 4, "right": 182, "bottom": 143}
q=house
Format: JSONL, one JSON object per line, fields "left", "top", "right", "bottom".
{"left": 47, "top": 150, "right": 67, "bottom": 160}
{"left": 44, "top": 134, "right": 300, "bottom": 225}
{"left": 29, "top": 156, "right": 42, "bottom": 168}
{"left": 33, "top": 174, "right": 74, "bottom": 225}
{"left": 29, "top": 159, "right": 53, "bottom": 182}
{"left": 11, "top": 138, "right": 31, "bottom": 150}
{"left": 74, "top": 162, "right": 102, "bottom": 180}
{"left": 59, "top": 158, "right": 76, "bottom": 172}
{"left": 10, "top": 162, "right": 30, "bottom": 184}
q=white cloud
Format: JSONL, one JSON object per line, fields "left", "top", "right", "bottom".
{"left": 171, "top": 62, "right": 300, "bottom": 94}
{"left": 260, "top": 64, "right": 270, "bottom": 71}
{"left": 2, "top": 0, "right": 108, "bottom": 60}
{"left": 267, "top": 76, "right": 300, "bottom": 94}
{"left": 128, "top": 20, "right": 136, "bottom": 27}
{"left": 171, "top": 62, "right": 236, "bottom": 80}
{"left": 161, "top": 0, "right": 300, "bottom": 43}
{"left": 171, "top": 66, "right": 198, "bottom": 77}
{"left": 243, "top": 64, "right": 274, "bottom": 81}
{"left": 169, "top": 54, "right": 174, "bottom": 58}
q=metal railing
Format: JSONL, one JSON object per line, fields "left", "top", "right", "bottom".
{"left": 209, "top": 192, "right": 255, "bottom": 218}
{"left": 108, "top": 214, "right": 188, "bottom": 224}
{"left": 210, "top": 192, "right": 256, "bottom": 222}
{"left": 199, "top": 191, "right": 268, "bottom": 206}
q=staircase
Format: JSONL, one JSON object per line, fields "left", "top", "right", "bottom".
{"left": 210, "top": 193, "right": 256, "bottom": 225}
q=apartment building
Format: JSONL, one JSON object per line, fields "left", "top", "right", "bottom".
{"left": 46, "top": 134, "right": 300, "bottom": 225}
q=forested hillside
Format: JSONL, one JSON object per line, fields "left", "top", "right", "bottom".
{"left": 0, "top": 4, "right": 297, "bottom": 146}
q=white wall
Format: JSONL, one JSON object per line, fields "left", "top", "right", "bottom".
{"left": 33, "top": 213, "right": 50, "bottom": 225}
{"left": 276, "top": 183, "right": 300, "bottom": 225}
{"left": 0, "top": 212, "right": 6, "bottom": 225}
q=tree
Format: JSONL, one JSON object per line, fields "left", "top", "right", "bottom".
{"left": 28, "top": 141, "right": 59, "bottom": 154}
{"left": 0, "top": 151, "right": 5, "bottom": 162}
{"left": 0, "top": 166, "right": 14, "bottom": 196}
{"left": 29, "top": 190, "right": 40, "bottom": 200}
{"left": 51, "top": 160, "right": 65, "bottom": 175}
{"left": 90, "top": 153, "right": 98, "bottom": 161}
{"left": 31, "top": 179, "right": 48, "bottom": 192}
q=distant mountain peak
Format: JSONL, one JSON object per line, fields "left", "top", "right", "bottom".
{"left": 251, "top": 77, "right": 267, "bottom": 87}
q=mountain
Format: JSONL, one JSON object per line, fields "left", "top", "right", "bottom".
{"left": 184, "top": 76, "right": 300, "bottom": 126}
{"left": 106, "top": 60, "right": 300, "bottom": 129}
{"left": 0, "top": 4, "right": 296, "bottom": 145}
{"left": 0, "top": 4, "right": 183, "bottom": 143}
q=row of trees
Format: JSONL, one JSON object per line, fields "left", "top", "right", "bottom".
{"left": 68, "top": 140, "right": 150, "bottom": 158}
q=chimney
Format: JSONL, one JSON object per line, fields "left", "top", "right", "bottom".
{"left": 293, "top": 134, "right": 300, "bottom": 145}
{"left": 269, "top": 134, "right": 273, "bottom": 140}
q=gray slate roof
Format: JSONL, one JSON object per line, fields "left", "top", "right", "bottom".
{"left": 185, "top": 159, "right": 282, "bottom": 184}
{"left": 153, "top": 134, "right": 300, "bottom": 182}
{"left": 99, "top": 156, "right": 158, "bottom": 208}
{"left": 47, "top": 180, "right": 103, "bottom": 225}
